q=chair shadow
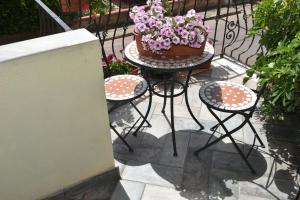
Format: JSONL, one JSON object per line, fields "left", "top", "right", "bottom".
{"left": 113, "top": 128, "right": 287, "bottom": 199}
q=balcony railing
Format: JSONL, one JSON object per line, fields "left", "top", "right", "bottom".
{"left": 35, "top": 0, "right": 71, "bottom": 36}
{"left": 35, "top": 0, "right": 264, "bottom": 66}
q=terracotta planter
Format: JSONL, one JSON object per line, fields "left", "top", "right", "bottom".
{"left": 130, "top": 65, "right": 140, "bottom": 75}
{"left": 135, "top": 33, "right": 207, "bottom": 60}
{"left": 60, "top": 0, "right": 89, "bottom": 13}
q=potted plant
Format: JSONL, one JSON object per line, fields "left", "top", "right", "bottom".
{"left": 245, "top": 0, "right": 300, "bottom": 119}
{"left": 129, "top": 0, "right": 210, "bottom": 59}
{"left": 102, "top": 53, "right": 139, "bottom": 78}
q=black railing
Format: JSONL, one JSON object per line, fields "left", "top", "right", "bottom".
{"left": 36, "top": 0, "right": 263, "bottom": 66}
{"left": 35, "top": 0, "right": 71, "bottom": 36}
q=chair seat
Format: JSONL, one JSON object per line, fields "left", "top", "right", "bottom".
{"left": 199, "top": 81, "right": 257, "bottom": 111}
{"left": 105, "top": 75, "right": 148, "bottom": 101}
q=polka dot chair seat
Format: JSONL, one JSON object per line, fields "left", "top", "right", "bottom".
{"left": 199, "top": 81, "right": 257, "bottom": 111}
{"left": 104, "top": 75, "right": 148, "bottom": 101}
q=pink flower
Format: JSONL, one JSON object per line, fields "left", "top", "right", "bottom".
{"left": 172, "top": 36, "right": 180, "bottom": 45}
{"left": 175, "top": 16, "right": 185, "bottom": 24}
{"left": 153, "top": 41, "right": 162, "bottom": 51}
{"left": 195, "top": 14, "right": 202, "bottom": 22}
{"left": 92, "top": 13, "right": 97, "bottom": 20}
{"left": 142, "top": 15, "right": 149, "bottom": 23}
{"left": 181, "top": 30, "right": 189, "bottom": 39}
{"left": 81, "top": 3, "right": 89, "bottom": 11}
{"left": 188, "top": 31, "right": 196, "bottom": 41}
{"left": 190, "top": 42, "right": 202, "bottom": 48}
{"left": 135, "top": 23, "right": 147, "bottom": 33}
{"left": 181, "top": 38, "right": 189, "bottom": 45}
{"left": 155, "top": 21, "right": 163, "bottom": 28}
{"left": 129, "top": 4, "right": 210, "bottom": 53}
{"left": 185, "top": 23, "right": 194, "bottom": 30}
{"left": 148, "top": 18, "right": 156, "bottom": 28}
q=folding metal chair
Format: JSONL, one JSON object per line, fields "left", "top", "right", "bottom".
{"left": 105, "top": 75, "right": 152, "bottom": 152}
{"left": 194, "top": 81, "right": 265, "bottom": 174}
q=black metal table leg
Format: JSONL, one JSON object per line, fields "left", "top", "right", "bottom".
{"left": 161, "top": 75, "right": 167, "bottom": 114}
{"left": 184, "top": 70, "right": 204, "bottom": 130}
{"left": 170, "top": 73, "right": 178, "bottom": 157}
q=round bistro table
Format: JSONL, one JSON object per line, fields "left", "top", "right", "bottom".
{"left": 124, "top": 41, "right": 215, "bottom": 156}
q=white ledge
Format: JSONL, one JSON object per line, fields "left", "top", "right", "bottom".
{"left": 0, "top": 29, "right": 97, "bottom": 63}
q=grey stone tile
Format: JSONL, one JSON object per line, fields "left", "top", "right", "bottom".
{"left": 153, "top": 103, "right": 201, "bottom": 119}
{"left": 267, "top": 140, "right": 300, "bottom": 167}
{"left": 183, "top": 84, "right": 202, "bottom": 107}
{"left": 115, "top": 159, "right": 126, "bottom": 175}
{"left": 151, "top": 88, "right": 184, "bottom": 105}
{"left": 141, "top": 184, "right": 208, "bottom": 200}
{"left": 114, "top": 144, "right": 161, "bottom": 165}
{"left": 238, "top": 194, "right": 274, "bottom": 200}
{"left": 111, "top": 180, "right": 145, "bottom": 200}
{"left": 239, "top": 177, "right": 298, "bottom": 200}
{"left": 219, "top": 113, "right": 244, "bottom": 141}
{"left": 157, "top": 131, "right": 190, "bottom": 168}
{"left": 179, "top": 150, "right": 211, "bottom": 199}
{"left": 184, "top": 147, "right": 212, "bottom": 174}
{"left": 198, "top": 104, "right": 220, "bottom": 121}
{"left": 173, "top": 116, "right": 201, "bottom": 131}
{"left": 211, "top": 151, "right": 271, "bottom": 179}
{"left": 140, "top": 114, "right": 170, "bottom": 147}
{"left": 208, "top": 169, "right": 239, "bottom": 200}
{"left": 188, "top": 129, "right": 218, "bottom": 150}
{"left": 122, "top": 160, "right": 183, "bottom": 188}
{"left": 269, "top": 156, "right": 300, "bottom": 183}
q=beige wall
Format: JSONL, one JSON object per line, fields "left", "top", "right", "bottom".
{"left": 0, "top": 29, "right": 115, "bottom": 200}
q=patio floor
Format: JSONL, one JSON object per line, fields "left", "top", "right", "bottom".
{"left": 109, "top": 56, "right": 300, "bottom": 200}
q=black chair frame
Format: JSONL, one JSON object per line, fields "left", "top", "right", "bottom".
{"left": 108, "top": 86, "right": 152, "bottom": 152}
{"left": 194, "top": 84, "right": 266, "bottom": 174}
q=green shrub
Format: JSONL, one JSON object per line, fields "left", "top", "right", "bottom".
{"left": 246, "top": 33, "right": 300, "bottom": 119}
{"left": 0, "top": 0, "right": 60, "bottom": 35}
{"left": 249, "top": 0, "right": 300, "bottom": 50}
{"left": 246, "top": 0, "right": 300, "bottom": 119}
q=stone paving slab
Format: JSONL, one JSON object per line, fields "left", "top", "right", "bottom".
{"left": 109, "top": 57, "right": 300, "bottom": 200}
{"left": 110, "top": 180, "right": 145, "bottom": 200}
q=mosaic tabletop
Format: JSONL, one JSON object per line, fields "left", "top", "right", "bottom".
{"left": 105, "top": 75, "right": 148, "bottom": 101}
{"left": 200, "top": 81, "right": 257, "bottom": 111}
{"left": 124, "top": 41, "right": 214, "bottom": 71}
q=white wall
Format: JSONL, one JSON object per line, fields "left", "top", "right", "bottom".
{"left": 0, "top": 29, "right": 115, "bottom": 200}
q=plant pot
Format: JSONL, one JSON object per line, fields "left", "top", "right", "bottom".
{"left": 130, "top": 65, "right": 140, "bottom": 75}
{"left": 60, "top": 0, "right": 89, "bottom": 13}
{"left": 134, "top": 33, "right": 207, "bottom": 60}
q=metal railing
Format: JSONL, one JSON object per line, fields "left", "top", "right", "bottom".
{"left": 35, "top": 0, "right": 71, "bottom": 36}
{"left": 36, "top": 0, "right": 263, "bottom": 66}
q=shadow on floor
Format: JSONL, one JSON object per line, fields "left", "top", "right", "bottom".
{"left": 113, "top": 129, "right": 287, "bottom": 199}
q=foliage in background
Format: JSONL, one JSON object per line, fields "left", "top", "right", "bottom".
{"left": 249, "top": 0, "right": 300, "bottom": 50}
{"left": 0, "top": 0, "right": 60, "bottom": 35}
{"left": 246, "top": 33, "right": 300, "bottom": 119}
{"left": 90, "top": 0, "right": 107, "bottom": 15}
{"left": 246, "top": 0, "right": 300, "bottom": 119}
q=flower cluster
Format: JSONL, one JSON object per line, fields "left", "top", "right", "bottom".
{"left": 130, "top": 0, "right": 210, "bottom": 54}
{"left": 102, "top": 51, "right": 133, "bottom": 77}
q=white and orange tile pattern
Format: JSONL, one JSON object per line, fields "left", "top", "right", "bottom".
{"left": 200, "top": 81, "right": 257, "bottom": 111}
{"left": 105, "top": 75, "right": 148, "bottom": 101}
